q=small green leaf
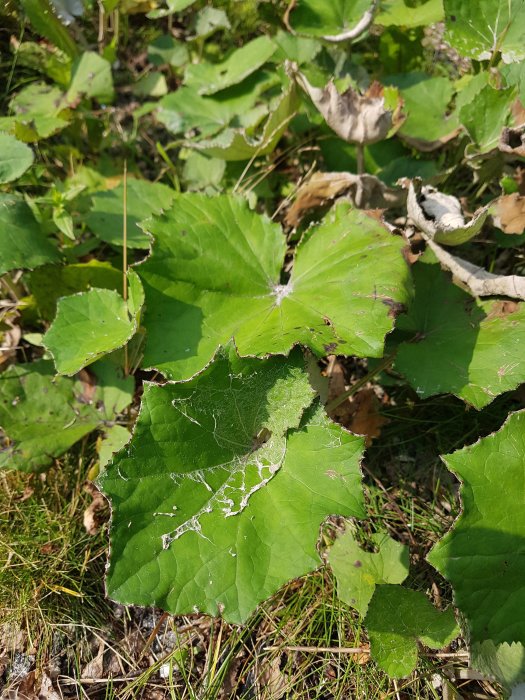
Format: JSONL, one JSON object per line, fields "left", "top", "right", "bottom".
{"left": 98, "top": 424, "right": 131, "bottom": 469}
{"left": 139, "top": 196, "right": 411, "bottom": 380}
{"left": 90, "top": 359, "right": 135, "bottom": 421}
{"left": 66, "top": 51, "right": 114, "bottom": 104}
{"left": 43, "top": 288, "right": 137, "bottom": 375}
{"left": 0, "top": 361, "right": 99, "bottom": 472}
{"left": 27, "top": 260, "right": 122, "bottom": 320}
{"left": 365, "top": 585, "right": 459, "bottom": 678}
{"left": 184, "top": 35, "right": 276, "bottom": 95}
{"left": 191, "top": 86, "right": 298, "bottom": 161}
{"left": 156, "top": 72, "right": 278, "bottom": 138}
{"left": 289, "top": 0, "right": 373, "bottom": 38}
{"left": 329, "top": 530, "right": 409, "bottom": 616}
{"left": 87, "top": 179, "right": 175, "bottom": 249}
{"left": 0, "top": 83, "right": 70, "bottom": 142}
{"left": 0, "top": 194, "right": 61, "bottom": 275}
{"left": 376, "top": 0, "right": 444, "bottom": 27}
{"left": 0, "top": 133, "right": 34, "bottom": 183}
{"left": 98, "top": 349, "right": 365, "bottom": 622}
{"left": 460, "top": 84, "right": 515, "bottom": 152}
{"left": 148, "top": 35, "right": 189, "bottom": 68}
{"left": 192, "top": 6, "right": 230, "bottom": 38}
{"left": 429, "top": 410, "right": 525, "bottom": 647}
{"left": 444, "top": 0, "right": 525, "bottom": 64}
{"left": 395, "top": 253, "right": 525, "bottom": 409}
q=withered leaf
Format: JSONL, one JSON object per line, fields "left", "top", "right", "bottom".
{"left": 492, "top": 193, "right": 525, "bottom": 234}
{"left": 499, "top": 126, "right": 525, "bottom": 158}
{"left": 291, "top": 66, "right": 403, "bottom": 145}
{"left": 285, "top": 172, "right": 406, "bottom": 227}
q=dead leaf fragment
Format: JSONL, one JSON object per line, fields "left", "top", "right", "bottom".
{"left": 285, "top": 171, "right": 406, "bottom": 227}
{"left": 83, "top": 481, "right": 109, "bottom": 535}
{"left": 408, "top": 181, "right": 489, "bottom": 246}
{"left": 290, "top": 66, "right": 403, "bottom": 145}
{"left": 256, "top": 654, "right": 288, "bottom": 699}
{"left": 425, "top": 237, "right": 525, "bottom": 301}
{"left": 499, "top": 125, "right": 525, "bottom": 158}
{"left": 346, "top": 388, "right": 389, "bottom": 447}
{"left": 492, "top": 193, "right": 525, "bottom": 234}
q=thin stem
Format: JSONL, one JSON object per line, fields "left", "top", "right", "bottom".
{"left": 325, "top": 353, "right": 396, "bottom": 413}
{"left": 123, "top": 160, "right": 128, "bottom": 376}
{"left": 356, "top": 142, "right": 365, "bottom": 176}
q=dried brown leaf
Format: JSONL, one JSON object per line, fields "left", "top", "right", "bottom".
{"left": 285, "top": 172, "right": 405, "bottom": 227}
{"left": 492, "top": 193, "right": 525, "bottom": 234}
{"left": 83, "top": 481, "right": 109, "bottom": 536}
{"left": 256, "top": 654, "right": 288, "bottom": 700}
{"left": 346, "top": 388, "right": 389, "bottom": 447}
{"left": 499, "top": 125, "right": 525, "bottom": 158}
{"left": 408, "top": 181, "right": 489, "bottom": 246}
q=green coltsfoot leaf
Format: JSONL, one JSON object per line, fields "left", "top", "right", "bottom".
{"left": 429, "top": 410, "right": 525, "bottom": 649}
{"left": 365, "top": 585, "right": 459, "bottom": 678}
{"left": 395, "top": 252, "right": 525, "bottom": 409}
{"left": 139, "top": 195, "right": 411, "bottom": 380}
{"left": 328, "top": 530, "right": 409, "bottom": 616}
{"left": 98, "top": 348, "right": 365, "bottom": 622}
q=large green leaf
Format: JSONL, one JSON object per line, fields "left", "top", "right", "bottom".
{"left": 395, "top": 253, "right": 525, "bottom": 409}
{"left": 328, "top": 530, "right": 409, "bottom": 616}
{"left": 0, "top": 359, "right": 132, "bottom": 473}
{"left": 0, "top": 133, "right": 34, "bottom": 183}
{"left": 289, "top": 0, "right": 373, "bottom": 38}
{"left": 191, "top": 86, "right": 299, "bottom": 161}
{"left": 156, "top": 72, "right": 279, "bottom": 138}
{"left": 0, "top": 194, "right": 61, "bottom": 275}
{"left": 365, "top": 585, "right": 459, "bottom": 678}
{"left": 87, "top": 179, "right": 176, "bottom": 249}
{"left": 27, "top": 260, "right": 122, "bottom": 320}
{"left": 429, "top": 411, "right": 525, "bottom": 648}
{"left": 184, "top": 36, "right": 276, "bottom": 96}
{"left": 43, "top": 288, "right": 138, "bottom": 375}
{"left": 444, "top": 0, "right": 525, "bottom": 64}
{"left": 98, "top": 349, "right": 365, "bottom": 622}
{"left": 139, "top": 196, "right": 411, "bottom": 380}
{"left": 471, "top": 641, "right": 525, "bottom": 690}
{"left": 385, "top": 73, "right": 459, "bottom": 149}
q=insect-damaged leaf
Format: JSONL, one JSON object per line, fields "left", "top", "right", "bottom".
{"left": 0, "top": 359, "right": 133, "bottom": 472}
{"left": 394, "top": 252, "right": 525, "bottom": 409}
{"left": 444, "top": 0, "right": 525, "bottom": 64}
{"left": 139, "top": 195, "right": 411, "bottom": 381}
{"left": 98, "top": 348, "right": 365, "bottom": 623}
{"left": 365, "top": 585, "right": 458, "bottom": 678}
{"left": 429, "top": 411, "right": 525, "bottom": 649}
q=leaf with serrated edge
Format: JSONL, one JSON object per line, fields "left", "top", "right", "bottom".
{"left": 87, "top": 179, "right": 176, "bottom": 249}
{"left": 98, "top": 348, "right": 365, "bottom": 623}
{"left": 329, "top": 530, "right": 409, "bottom": 616}
{"left": 395, "top": 252, "right": 525, "bottom": 409}
{"left": 365, "top": 585, "right": 459, "bottom": 678}
{"left": 429, "top": 410, "right": 525, "bottom": 648}
{"left": 139, "top": 195, "right": 411, "bottom": 381}
{"left": 43, "top": 288, "right": 137, "bottom": 375}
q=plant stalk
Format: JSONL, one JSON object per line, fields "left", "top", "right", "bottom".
{"left": 325, "top": 353, "right": 396, "bottom": 413}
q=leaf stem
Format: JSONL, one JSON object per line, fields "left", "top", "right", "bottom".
{"left": 123, "top": 159, "right": 128, "bottom": 377}
{"left": 356, "top": 143, "right": 365, "bottom": 176}
{"left": 325, "top": 353, "right": 396, "bottom": 413}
